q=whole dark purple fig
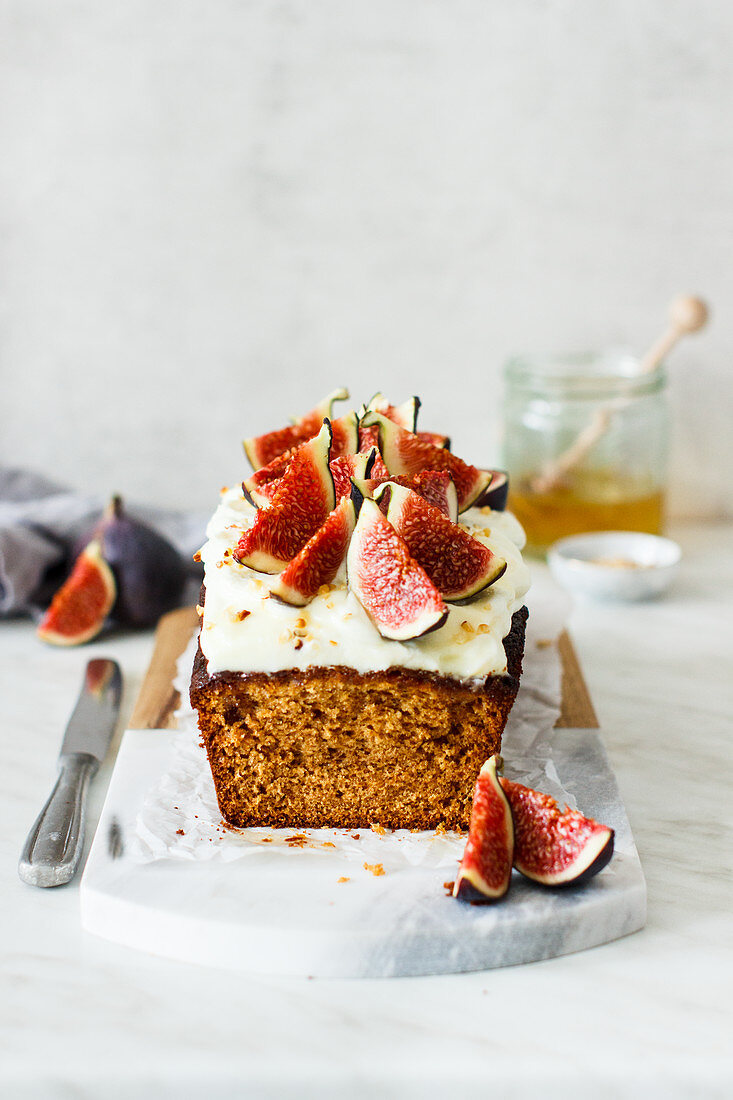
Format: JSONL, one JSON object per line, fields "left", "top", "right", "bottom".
{"left": 82, "top": 495, "right": 188, "bottom": 627}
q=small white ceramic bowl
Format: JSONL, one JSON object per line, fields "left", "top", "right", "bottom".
{"left": 547, "top": 531, "right": 681, "bottom": 601}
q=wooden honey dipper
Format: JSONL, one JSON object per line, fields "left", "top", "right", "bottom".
{"left": 530, "top": 295, "right": 709, "bottom": 495}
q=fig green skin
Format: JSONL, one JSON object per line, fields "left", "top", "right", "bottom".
{"left": 79, "top": 496, "right": 188, "bottom": 628}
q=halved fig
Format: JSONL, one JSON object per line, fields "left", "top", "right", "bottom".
{"left": 417, "top": 430, "right": 451, "bottom": 450}
{"left": 270, "top": 494, "right": 358, "bottom": 606}
{"left": 359, "top": 470, "right": 459, "bottom": 522}
{"left": 234, "top": 421, "right": 335, "bottom": 572}
{"left": 330, "top": 410, "right": 360, "bottom": 460}
{"left": 346, "top": 499, "right": 448, "bottom": 641}
{"left": 453, "top": 756, "right": 514, "bottom": 903}
{"left": 500, "top": 778, "right": 615, "bottom": 887}
{"left": 360, "top": 412, "right": 491, "bottom": 512}
{"left": 37, "top": 541, "right": 117, "bottom": 646}
{"left": 474, "top": 470, "right": 509, "bottom": 512}
{"left": 365, "top": 392, "right": 420, "bottom": 432}
{"left": 330, "top": 449, "right": 376, "bottom": 502}
{"left": 243, "top": 388, "right": 348, "bottom": 469}
{"left": 242, "top": 448, "right": 294, "bottom": 507}
{"left": 376, "top": 483, "right": 507, "bottom": 603}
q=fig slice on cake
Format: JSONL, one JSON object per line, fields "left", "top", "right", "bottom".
{"left": 375, "top": 483, "right": 507, "bottom": 603}
{"left": 270, "top": 492, "right": 360, "bottom": 607}
{"left": 330, "top": 449, "right": 377, "bottom": 503}
{"left": 347, "top": 498, "right": 448, "bottom": 641}
{"left": 453, "top": 755, "right": 514, "bottom": 903}
{"left": 360, "top": 411, "right": 491, "bottom": 513}
{"left": 358, "top": 469, "right": 459, "bottom": 522}
{"left": 235, "top": 421, "right": 335, "bottom": 573}
{"left": 243, "top": 387, "right": 349, "bottom": 470}
{"left": 329, "top": 410, "right": 360, "bottom": 460}
{"left": 37, "top": 541, "right": 117, "bottom": 646}
{"left": 500, "top": 778, "right": 615, "bottom": 887}
{"left": 474, "top": 470, "right": 509, "bottom": 512}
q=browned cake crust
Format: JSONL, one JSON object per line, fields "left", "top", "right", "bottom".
{"left": 189, "top": 606, "right": 528, "bottom": 831}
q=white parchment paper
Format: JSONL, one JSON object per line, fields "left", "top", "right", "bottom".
{"left": 130, "top": 571, "right": 572, "bottom": 869}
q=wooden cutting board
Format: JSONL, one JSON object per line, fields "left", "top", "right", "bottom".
{"left": 129, "top": 606, "right": 598, "bottom": 731}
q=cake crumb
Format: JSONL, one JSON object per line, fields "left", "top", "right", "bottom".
{"left": 443, "top": 880, "right": 455, "bottom": 895}
{"left": 295, "top": 617, "right": 307, "bottom": 629}
{"left": 364, "top": 862, "right": 385, "bottom": 876}
{"left": 337, "top": 876, "right": 350, "bottom": 884}
{"left": 220, "top": 486, "right": 229, "bottom": 494}
{"left": 434, "top": 822, "right": 447, "bottom": 836}
{"left": 460, "top": 620, "right": 475, "bottom": 633}
{"left": 318, "top": 584, "right": 334, "bottom": 596}
{"left": 192, "top": 551, "right": 202, "bottom": 563}
{"left": 329, "top": 639, "right": 338, "bottom": 646}
{"left": 294, "top": 639, "right": 303, "bottom": 650}
{"left": 321, "top": 841, "right": 336, "bottom": 848}
{"left": 236, "top": 609, "right": 251, "bottom": 622}
{"left": 370, "top": 823, "right": 386, "bottom": 836}
{"left": 176, "top": 829, "right": 185, "bottom": 836}
{"left": 195, "top": 604, "right": 204, "bottom": 617}
{"left": 476, "top": 623, "right": 491, "bottom": 635}
{"left": 285, "top": 833, "right": 308, "bottom": 848}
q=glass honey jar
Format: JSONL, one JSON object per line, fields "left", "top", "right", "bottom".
{"left": 502, "top": 350, "right": 668, "bottom": 557}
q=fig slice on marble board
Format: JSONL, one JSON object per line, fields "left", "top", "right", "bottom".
{"left": 500, "top": 777, "right": 615, "bottom": 887}
{"left": 453, "top": 755, "right": 514, "bottom": 903}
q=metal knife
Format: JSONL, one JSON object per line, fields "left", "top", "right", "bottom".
{"left": 19, "top": 658, "right": 122, "bottom": 888}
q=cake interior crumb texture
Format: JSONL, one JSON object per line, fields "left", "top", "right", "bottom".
{"left": 190, "top": 607, "right": 527, "bottom": 831}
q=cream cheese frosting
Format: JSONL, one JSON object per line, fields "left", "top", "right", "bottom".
{"left": 198, "top": 486, "right": 530, "bottom": 685}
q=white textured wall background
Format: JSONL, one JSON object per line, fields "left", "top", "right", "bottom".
{"left": 1, "top": 0, "right": 730, "bottom": 515}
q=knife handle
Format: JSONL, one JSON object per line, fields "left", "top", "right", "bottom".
{"left": 18, "top": 753, "right": 99, "bottom": 888}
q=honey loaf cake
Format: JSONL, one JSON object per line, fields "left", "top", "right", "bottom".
{"left": 190, "top": 392, "right": 530, "bottom": 831}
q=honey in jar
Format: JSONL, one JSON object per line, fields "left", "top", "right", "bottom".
{"left": 502, "top": 351, "right": 668, "bottom": 557}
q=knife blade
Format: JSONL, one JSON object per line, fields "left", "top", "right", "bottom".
{"left": 18, "top": 658, "right": 122, "bottom": 888}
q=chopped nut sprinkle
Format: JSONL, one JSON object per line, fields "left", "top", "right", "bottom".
{"left": 460, "top": 620, "right": 475, "bottom": 633}
{"left": 195, "top": 604, "right": 204, "bottom": 617}
{"left": 364, "top": 862, "right": 385, "bottom": 877}
{"left": 295, "top": 617, "right": 307, "bottom": 629}
{"left": 337, "top": 876, "right": 350, "bottom": 883}
{"left": 318, "top": 584, "right": 334, "bottom": 596}
{"left": 236, "top": 609, "right": 251, "bottom": 622}
{"left": 329, "top": 639, "right": 338, "bottom": 646}
{"left": 294, "top": 639, "right": 303, "bottom": 650}
{"left": 192, "top": 551, "right": 202, "bottom": 563}
{"left": 476, "top": 623, "right": 491, "bottom": 635}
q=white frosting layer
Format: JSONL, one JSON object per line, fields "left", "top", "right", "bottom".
{"left": 198, "top": 487, "right": 531, "bottom": 684}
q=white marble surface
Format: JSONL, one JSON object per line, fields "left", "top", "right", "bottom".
{"left": 2, "top": 521, "right": 732, "bottom": 1097}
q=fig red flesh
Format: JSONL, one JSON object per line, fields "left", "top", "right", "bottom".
{"left": 500, "top": 778, "right": 615, "bottom": 886}
{"left": 270, "top": 496, "right": 357, "bottom": 606}
{"left": 37, "top": 541, "right": 116, "bottom": 646}
{"left": 330, "top": 450, "right": 376, "bottom": 502}
{"left": 362, "top": 470, "right": 459, "bottom": 522}
{"left": 346, "top": 499, "right": 448, "bottom": 641}
{"left": 379, "top": 484, "right": 507, "bottom": 603}
{"left": 361, "top": 412, "right": 491, "bottom": 512}
{"left": 243, "top": 387, "right": 348, "bottom": 469}
{"left": 235, "top": 422, "right": 335, "bottom": 572}
{"left": 454, "top": 756, "right": 514, "bottom": 903}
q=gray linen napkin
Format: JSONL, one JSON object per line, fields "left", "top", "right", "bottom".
{"left": 0, "top": 468, "right": 207, "bottom": 617}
